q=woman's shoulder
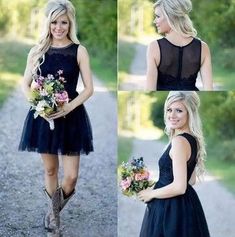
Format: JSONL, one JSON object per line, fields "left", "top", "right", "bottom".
{"left": 76, "top": 44, "right": 90, "bottom": 63}
{"left": 27, "top": 45, "right": 38, "bottom": 59}
{"left": 199, "top": 40, "right": 211, "bottom": 63}
{"left": 170, "top": 135, "right": 191, "bottom": 159}
{"left": 172, "top": 135, "right": 191, "bottom": 146}
{"left": 77, "top": 44, "right": 88, "bottom": 55}
{"left": 148, "top": 40, "right": 160, "bottom": 54}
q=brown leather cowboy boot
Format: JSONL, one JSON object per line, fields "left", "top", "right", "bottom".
{"left": 59, "top": 188, "right": 75, "bottom": 212}
{"left": 43, "top": 187, "right": 61, "bottom": 232}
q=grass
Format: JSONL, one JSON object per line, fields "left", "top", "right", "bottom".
{"left": 118, "top": 135, "right": 133, "bottom": 165}
{"left": 118, "top": 40, "right": 136, "bottom": 84}
{"left": 206, "top": 157, "right": 235, "bottom": 195}
{"left": 213, "top": 66, "right": 235, "bottom": 90}
{"left": 90, "top": 56, "right": 117, "bottom": 92}
{"left": 0, "top": 40, "right": 32, "bottom": 107}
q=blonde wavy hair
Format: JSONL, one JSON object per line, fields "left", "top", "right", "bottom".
{"left": 164, "top": 91, "right": 206, "bottom": 178}
{"left": 154, "top": 0, "right": 197, "bottom": 37}
{"left": 31, "top": 0, "right": 80, "bottom": 76}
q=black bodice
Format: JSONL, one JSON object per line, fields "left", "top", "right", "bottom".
{"left": 40, "top": 43, "right": 80, "bottom": 99}
{"left": 157, "top": 37, "right": 201, "bottom": 91}
{"left": 157, "top": 133, "right": 197, "bottom": 188}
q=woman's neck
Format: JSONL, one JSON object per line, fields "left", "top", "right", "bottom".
{"left": 165, "top": 30, "right": 193, "bottom": 46}
{"left": 51, "top": 38, "right": 72, "bottom": 47}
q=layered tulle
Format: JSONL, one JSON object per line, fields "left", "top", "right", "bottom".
{"left": 19, "top": 104, "right": 93, "bottom": 155}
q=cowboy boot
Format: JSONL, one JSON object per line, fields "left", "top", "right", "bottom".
{"left": 43, "top": 187, "right": 61, "bottom": 232}
{"left": 59, "top": 188, "right": 75, "bottom": 212}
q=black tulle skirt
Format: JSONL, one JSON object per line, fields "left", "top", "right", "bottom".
{"left": 140, "top": 185, "right": 210, "bottom": 237}
{"left": 18, "top": 104, "right": 93, "bottom": 155}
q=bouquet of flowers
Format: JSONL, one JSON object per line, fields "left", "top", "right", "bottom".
{"left": 118, "top": 157, "right": 155, "bottom": 197}
{"left": 29, "top": 70, "right": 69, "bottom": 130}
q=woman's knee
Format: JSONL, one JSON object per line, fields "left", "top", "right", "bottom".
{"left": 64, "top": 174, "right": 78, "bottom": 186}
{"left": 45, "top": 167, "right": 58, "bottom": 177}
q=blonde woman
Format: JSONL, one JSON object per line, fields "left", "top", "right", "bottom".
{"left": 18, "top": 0, "right": 93, "bottom": 234}
{"left": 138, "top": 91, "right": 210, "bottom": 237}
{"left": 146, "top": 0, "right": 213, "bottom": 91}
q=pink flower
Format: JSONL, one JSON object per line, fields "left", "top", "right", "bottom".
{"left": 55, "top": 91, "right": 69, "bottom": 103}
{"left": 31, "top": 80, "right": 41, "bottom": 90}
{"left": 120, "top": 177, "right": 132, "bottom": 190}
{"left": 134, "top": 170, "right": 149, "bottom": 181}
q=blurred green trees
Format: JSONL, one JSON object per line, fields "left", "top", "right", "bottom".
{"left": 119, "top": 0, "right": 155, "bottom": 36}
{"left": 73, "top": 0, "right": 117, "bottom": 71}
{"left": 191, "top": 0, "right": 235, "bottom": 70}
{"left": 0, "top": 0, "right": 117, "bottom": 74}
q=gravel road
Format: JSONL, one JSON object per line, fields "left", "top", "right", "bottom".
{"left": 0, "top": 76, "right": 117, "bottom": 237}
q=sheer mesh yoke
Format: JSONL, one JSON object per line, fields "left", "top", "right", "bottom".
{"left": 157, "top": 38, "right": 201, "bottom": 91}
{"left": 19, "top": 43, "right": 94, "bottom": 155}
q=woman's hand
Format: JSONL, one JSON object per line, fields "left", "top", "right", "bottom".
{"left": 47, "top": 103, "right": 73, "bottom": 119}
{"left": 137, "top": 188, "right": 155, "bottom": 203}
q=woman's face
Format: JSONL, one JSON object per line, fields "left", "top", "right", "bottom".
{"left": 154, "top": 7, "right": 171, "bottom": 34}
{"left": 50, "top": 14, "right": 70, "bottom": 41}
{"left": 166, "top": 101, "right": 189, "bottom": 131}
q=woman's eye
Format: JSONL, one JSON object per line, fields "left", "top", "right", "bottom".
{"left": 51, "top": 21, "right": 57, "bottom": 24}
{"left": 176, "top": 109, "right": 182, "bottom": 113}
{"left": 62, "top": 21, "right": 68, "bottom": 24}
{"left": 167, "top": 108, "right": 172, "bottom": 112}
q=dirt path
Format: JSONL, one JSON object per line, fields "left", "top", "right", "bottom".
{"left": 0, "top": 76, "right": 117, "bottom": 237}
{"left": 118, "top": 138, "right": 235, "bottom": 237}
{"left": 119, "top": 43, "right": 146, "bottom": 91}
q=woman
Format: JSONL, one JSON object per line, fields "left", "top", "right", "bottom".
{"left": 18, "top": 0, "right": 93, "bottom": 234}
{"left": 146, "top": 0, "right": 213, "bottom": 91}
{"left": 138, "top": 91, "right": 210, "bottom": 237}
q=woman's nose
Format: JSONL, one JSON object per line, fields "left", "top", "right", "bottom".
{"left": 55, "top": 23, "right": 62, "bottom": 29}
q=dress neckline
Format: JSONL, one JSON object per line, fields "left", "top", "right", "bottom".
{"left": 164, "top": 37, "right": 195, "bottom": 48}
{"left": 50, "top": 42, "right": 74, "bottom": 49}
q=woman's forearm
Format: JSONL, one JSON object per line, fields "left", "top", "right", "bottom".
{"left": 152, "top": 182, "right": 187, "bottom": 199}
{"left": 69, "top": 86, "right": 93, "bottom": 110}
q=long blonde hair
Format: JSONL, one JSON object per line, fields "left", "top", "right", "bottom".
{"left": 154, "top": 0, "right": 197, "bottom": 37}
{"left": 164, "top": 91, "right": 206, "bottom": 178}
{"left": 31, "top": 0, "right": 80, "bottom": 76}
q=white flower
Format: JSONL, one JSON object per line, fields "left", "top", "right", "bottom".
{"left": 35, "top": 100, "right": 48, "bottom": 112}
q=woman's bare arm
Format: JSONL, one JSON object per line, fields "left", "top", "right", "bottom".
{"left": 146, "top": 41, "right": 160, "bottom": 91}
{"left": 200, "top": 41, "right": 213, "bottom": 90}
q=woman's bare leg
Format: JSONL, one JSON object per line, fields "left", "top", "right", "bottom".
{"left": 61, "top": 155, "right": 80, "bottom": 195}
{"left": 41, "top": 153, "right": 59, "bottom": 196}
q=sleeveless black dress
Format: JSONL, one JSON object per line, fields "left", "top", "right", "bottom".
{"left": 157, "top": 38, "right": 201, "bottom": 91}
{"left": 140, "top": 133, "right": 210, "bottom": 237}
{"left": 18, "top": 43, "right": 93, "bottom": 155}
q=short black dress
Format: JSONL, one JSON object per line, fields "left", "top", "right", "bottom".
{"left": 156, "top": 37, "right": 201, "bottom": 91}
{"left": 140, "top": 133, "right": 210, "bottom": 237}
{"left": 19, "top": 43, "right": 93, "bottom": 155}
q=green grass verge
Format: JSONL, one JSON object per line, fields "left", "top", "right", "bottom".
{"left": 0, "top": 40, "right": 32, "bottom": 107}
{"left": 213, "top": 66, "right": 235, "bottom": 90}
{"left": 118, "top": 40, "right": 136, "bottom": 84}
{"left": 90, "top": 56, "right": 117, "bottom": 92}
{"left": 206, "top": 158, "right": 235, "bottom": 195}
{"left": 118, "top": 136, "right": 133, "bottom": 165}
